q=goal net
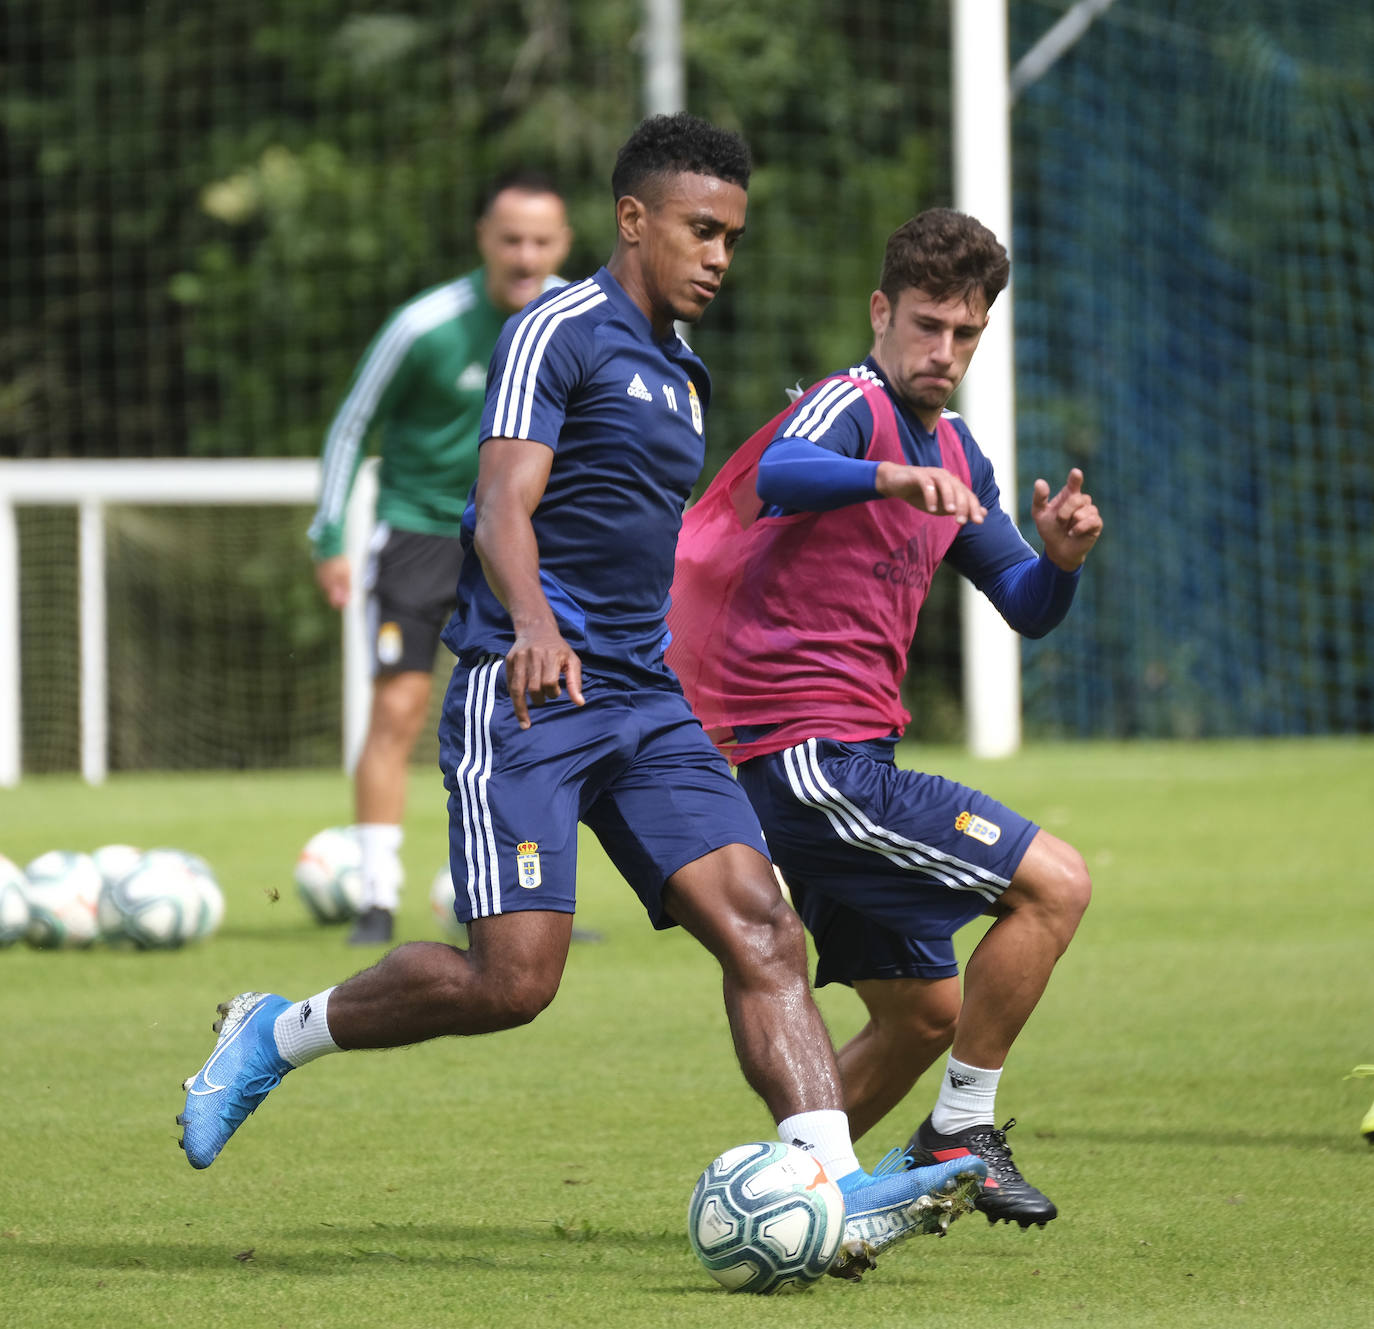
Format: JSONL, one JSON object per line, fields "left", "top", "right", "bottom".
{"left": 1010, "top": 1, "right": 1374, "bottom": 736}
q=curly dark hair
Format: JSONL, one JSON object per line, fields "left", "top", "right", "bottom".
{"left": 611, "top": 112, "right": 751, "bottom": 205}
{"left": 879, "top": 209, "right": 1010, "bottom": 310}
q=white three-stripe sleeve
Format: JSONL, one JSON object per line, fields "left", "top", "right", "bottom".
{"left": 488, "top": 279, "right": 606, "bottom": 441}
{"left": 781, "top": 739, "right": 1009, "bottom": 903}
{"left": 309, "top": 282, "right": 473, "bottom": 544}
{"left": 781, "top": 380, "right": 865, "bottom": 443}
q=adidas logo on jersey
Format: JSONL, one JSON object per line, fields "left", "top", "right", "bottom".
{"left": 626, "top": 373, "right": 653, "bottom": 402}
{"left": 457, "top": 362, "right": 487, "bottom": 392}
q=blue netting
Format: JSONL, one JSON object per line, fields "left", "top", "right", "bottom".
{"left": 1012, "top": 1, "right": 1374, "bottom": 736}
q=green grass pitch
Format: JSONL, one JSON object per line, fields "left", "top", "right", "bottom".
{"left": 1, "top": 738, "right": 1371, "bottom": 1328}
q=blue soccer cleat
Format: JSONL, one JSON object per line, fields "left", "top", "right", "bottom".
{"left": 177, "top": 992, "right": 293, "bottom": 1170}
{"left": 828, "top": 1148, "right": 987, "bottom": 1279}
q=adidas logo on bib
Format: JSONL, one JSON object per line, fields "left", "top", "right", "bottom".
{"left": 627, "top": 373, "right": 652, "bottom": 401}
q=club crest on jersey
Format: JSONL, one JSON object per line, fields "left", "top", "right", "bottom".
{"left": 954, "top": 810, "right": 1001, "bottom": 845}
{"left": 377, "top": 621, "right": 403, "bottom": 666}
{"left": 515, "top": 841, "right": 541, "bottom": 889}
{"left": 687, "top": 379, "right": 703, "bottom": 435}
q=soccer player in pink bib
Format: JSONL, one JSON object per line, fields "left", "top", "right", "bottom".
{"left": 668, "top": 208, "right": 1103, "bottom": 1228}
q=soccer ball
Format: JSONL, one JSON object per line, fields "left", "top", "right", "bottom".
{"left": 91, "top": 843, "right": 143, "bottom": 891}
{"left": 294, "top": 826, "right": 364, "bottom": 923}
{"left": 688, "top": 1141, "right": 845, "bottom": 1293}
{"left": 99, "top": 849, "right": 220, "bottom": 949}
{"left": 0, "top": 854, "right": 31, "bottom": 946}
{"left": 22, "top": 850, "right": 103, "bottom": 948}
{"left": 429, "top": 866, "right": 468, "bottom": 945}
{"left": 149, "top": 848, "right": 224, "bottom": 939}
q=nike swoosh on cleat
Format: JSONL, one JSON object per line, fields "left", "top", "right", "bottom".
{"left": 184, "top": 1003, "right": 261, "bottom": 1095}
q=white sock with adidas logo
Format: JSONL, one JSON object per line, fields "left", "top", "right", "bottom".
{"left": 273, "top": 987, "right": 341, "bottom": 1067}
{"left": 776, "top": 1109, "right": 862, "bottom": 1186}
{"left": 930, "top": 1055, "right": 1002, "bottom": 1135}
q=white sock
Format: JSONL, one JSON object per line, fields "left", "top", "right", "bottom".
{"left": 776, "top": 1109, "right": 862, "bottom": 1185}
{"left": 357, "top": 823, "right": 403, "bottom": 911}
{"left": 273, "top": 987, "right": 340, "bottom": 1067}
{"left": 930, "top": 1055, "right": 1003, "bottom": 1134}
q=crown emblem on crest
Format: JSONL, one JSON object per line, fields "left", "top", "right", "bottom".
{"left": 516, "top": 841, "right": 538, "bottom": 855}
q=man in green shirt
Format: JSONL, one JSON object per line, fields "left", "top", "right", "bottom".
{"left": 308, "top": 171, "right": 572, "bottom": 945}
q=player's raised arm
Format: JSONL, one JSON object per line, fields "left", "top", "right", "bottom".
{"left": 1030, "top": 467, "right": 1102, "bottom": 571}
{"left": 471, "top": 436, "right": 584, "bottom": 728}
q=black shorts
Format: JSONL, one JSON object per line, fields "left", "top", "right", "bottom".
{"left": 364, "top": 523, "right": 464, "bottom": 675}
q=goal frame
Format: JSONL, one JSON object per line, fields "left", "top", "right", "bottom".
{"left": 0, "top": 458, "right": 378, "bottom": 785}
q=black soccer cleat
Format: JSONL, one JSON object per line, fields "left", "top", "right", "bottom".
{"left": 347, "top": 906, "right": 394, "bottom": 946}
{"left": 905, "top": 1116, "right": 1058, "bottom": 1229}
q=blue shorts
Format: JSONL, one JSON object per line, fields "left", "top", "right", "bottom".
{"left": 437, "top": 657, "right": 768, "bottom": 927}
{"left": 736, "top": 735, "right": 1038, "bottom": 985}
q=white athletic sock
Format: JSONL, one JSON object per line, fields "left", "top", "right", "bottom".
{"left": 273, "top": 987, "right": 340, "bottom": 1067}
{"left": 930, "top": 1055, "right": 1003, "bottom": 1135}
{"left": 776, "top": 1109, "right": 862, "bottom": 1185}
{"left": 357, "top": 822, "right": 403, "bottom": 911}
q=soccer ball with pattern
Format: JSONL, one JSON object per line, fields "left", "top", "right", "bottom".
{"left": 687, "top": 1141, "right": 845, "bottom": 1293}
{"left": 97, "top": 849, "right": 224, "bottom": 948}
{"left": 0, "top": 854, "right": 31, "bottom": 946}
{"left": 294, "top": 827, "right": 364, "bottom": 923}
{"left": 429, "top": 866, "right": 468, "bottom": 945}
{"left": 22, "top": 850, "right": 103, "bottom": 948}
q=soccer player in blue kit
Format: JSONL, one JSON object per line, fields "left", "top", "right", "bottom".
{"left": 178, "top": 114, "right": 986, "bottom": 1280}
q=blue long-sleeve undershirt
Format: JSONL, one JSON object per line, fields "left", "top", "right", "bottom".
{"left": 755, "top": 434, "right": 1081, "bottom": 638}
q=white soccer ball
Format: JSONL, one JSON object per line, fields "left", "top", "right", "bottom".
{"left": 429, "top": 866, "right": 468, "bottom": 945}
{"left": 92, "top": 843, "right": 143, "bottom": 890}
{"left": 294, "top": 826, "right": 364, "bottom": 924}
{"left": 0, "top": 854, "right": 31, "bottom": 946}
{"left": 148, "top": 848, "right": 223, "bottom": 938}
{"left": 99, "top": 850, "right": 218, "bottom": 949}
{"left": 22, "top": 850, "right": 103, "bottom": 949}
{"left": 688, "top": 1141, "right": 845, "bottom": 1294}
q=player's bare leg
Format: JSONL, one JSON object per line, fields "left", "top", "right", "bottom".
{"left": 907, "top": 830, "right": 1090, "bottom": 1227}
{"left": 953, "top": 831, "right": 1089, "bottom": 1071}
{"left": 178, "top": 911, "right": 572, "bottom": 1167}
{"left": 663, "top": 844, "right": 985, "bottom": 1275}
{"left": 840, "top": 976, "right": 960, "bottom": 1141}
{"left": 349, "top": 669, "right": 432, "bottom": 944}
{"left": 664, "top": 843, "right": 843, "bottom": 1121}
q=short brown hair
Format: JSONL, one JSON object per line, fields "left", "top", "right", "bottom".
{"left": 879, "top": 209, "right": 1010, "bottom": 309}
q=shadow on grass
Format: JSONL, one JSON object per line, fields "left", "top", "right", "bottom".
{"left": 4, "top": 1223, "right": 691, "bottom": 1279}
{"left": 1045, "top": 1126, "right": 1361, "bottom": 1151}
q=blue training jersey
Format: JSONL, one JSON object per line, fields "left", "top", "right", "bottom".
{"left": 441, "top": 267, "right": 711, "bottom": 684}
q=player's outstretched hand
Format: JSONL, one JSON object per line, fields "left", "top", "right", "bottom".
{"left": 875, "top": 462, "right": 987, "bottom": 525}
{"left": 313, "top": 555, "right": 351, "bottom": 610}
{"left": 505, "top": 625, "right": 585, "bottom": 730}
{"left": 1032, "top": 468, "right": 1102, "bottom": 571}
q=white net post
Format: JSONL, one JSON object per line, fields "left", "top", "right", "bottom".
{"left": 953, "top": 0, "right": 1021, "bottom": 758}
{"left": 0, "top": 491, "right": 19, "bottom": 787}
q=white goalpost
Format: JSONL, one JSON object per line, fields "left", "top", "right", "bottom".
{"left": 0, "top": 458, "right": 378, "bottom": 786}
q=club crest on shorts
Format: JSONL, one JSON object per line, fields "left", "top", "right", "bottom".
{"left": 955, "top": 810, "right": 1001, "bottom": 845}
{"left": 377, "top": 621, "right": 403, "bottom": 666}
{"left": 688, "top": 379, "right": 703, "bottom": 435}
{"left": 515, "top": 841, "right": 541, "bottom": 889}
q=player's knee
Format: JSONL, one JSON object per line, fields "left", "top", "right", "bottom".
{"left": 1017, "top": 833, "right": 1092, "bottom": 929}
{"left": 1054, "top": 843, "right": 1092, "bottom": 923}
{"left": 490, "top": 969, "right": 560, "bottom": 1027}
{"left": 731, "top": 889, "right": 809, "bottom": 979}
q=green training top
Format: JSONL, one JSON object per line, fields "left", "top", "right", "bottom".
{"left": 307, "top": 267, "right": 513, "bottom": 560}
